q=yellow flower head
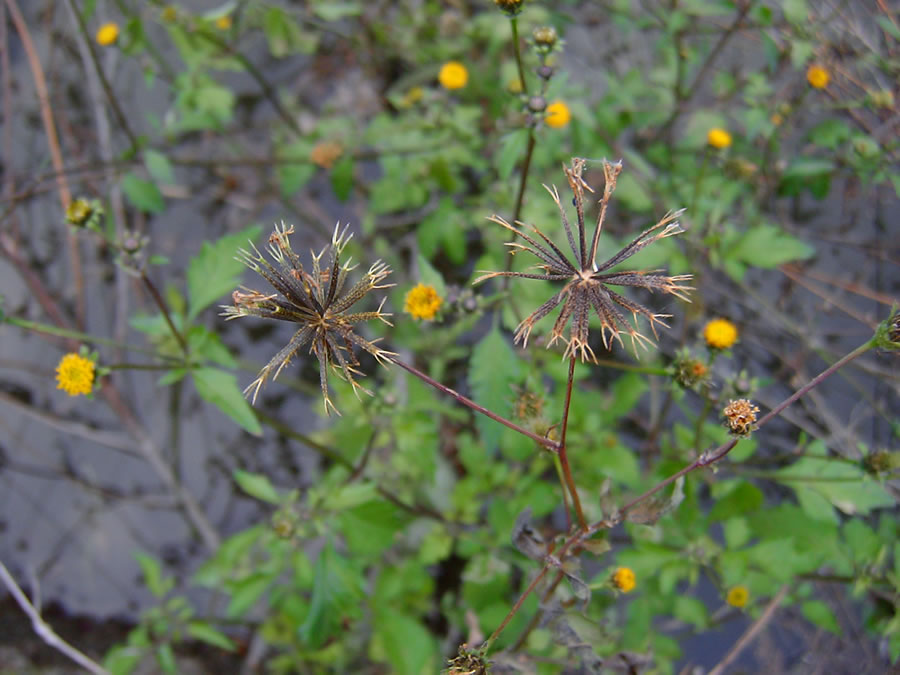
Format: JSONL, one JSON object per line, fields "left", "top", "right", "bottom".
{"left": 215, "top": 14, "right": 232, "bottom": 30}
{"left": 96, "top": 22, "right": 120, "bottom": 46}
{"left": 404, "top": 284, "right": 443, "bottom": 321}
{"left": 707, "top": 127, "right": 732, "bottom": 149}
{"left": 704, "top": 318, "right": 738, "bottom": 349}
{"left": 56, "top": 353, "right": 96, "bottom": 397}
{"left": 806, "top": 65, "right": 829, "bottom": 89}
{"left": 438, "top": 61, "right": 468, "bottom": 90}
{"left": 726, "top": 585, "right": 749, "bottom": 608}
{"left": 161, "top": 6, "right": 177, "bottom": 22}
{"left": 545, "top": 100, "right": 571, "bottom": 129}
{"left": 310, "top": 141, "right": 343, "bottom": 169}
{"left": 612, "top": 567, "right": 636, "bottom": 593}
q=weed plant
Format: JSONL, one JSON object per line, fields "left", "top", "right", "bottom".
{"left": 0, "top": 2, "right": 898, "bottom": 674}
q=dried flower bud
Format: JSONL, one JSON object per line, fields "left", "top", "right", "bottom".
{"left": 448, "top": 645, "right": 488, "bottom": 674}
{"left": 722, "top": 399, "right": 759, "bottom": 437}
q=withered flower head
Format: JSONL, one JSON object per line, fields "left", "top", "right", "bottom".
{"left": 475, "top": 158, "right": 692, "bottom": 361}
{"left": 222, "top": 222, "right": 395, "bottom": 415}
{"left": 722, "top": 398, "right": 759, "bottom": 437}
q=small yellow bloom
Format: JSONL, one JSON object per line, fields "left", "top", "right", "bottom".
{"left": 612, "top": 567, "right": 636, "bottom": 593}
{"left": 215, "top": 15, "right": 232, "bottom": 30}
{"left": 806, "top": 65, "right": 829, "bottom": 89}
{"left": 95, "top": 22, "right": 120, "bottom": 46}
{"left": 707, "top": 127, "right": 732, "bottom": 149}
{"left": 400, "top": 86, "right": 424, "bottom": 107}
{"left": 545, "top": 100, "right": 571, "bottom": 128}
{"left": 161, "top": 6, "right": 177, "bottom": 22}
{"left": 726, "top": 585, "right": 749, "bottom": 608}
{"left": 770, "top": 113, "right": 783, "bottom": 126}
{"left": 438, "top": 61, "right": 468, "bottom": 90}
{"left": 404, "top": 284, "right": 443, "bottom": 321}
{"left": 56, "top": 353, "right": 96, "bottom": 397}
{"left": 703, "top": 318, "right": 738, "bottom": 349}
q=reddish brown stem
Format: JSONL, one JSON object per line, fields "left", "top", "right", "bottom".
{"left": 558, "top": 356, "right": 587, "bottom": 530}
{"left": 390, "top": 357, "right": 559, "bottom": 452}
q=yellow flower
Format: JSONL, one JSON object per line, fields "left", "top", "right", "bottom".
{"left": 726, "top": 585, "right": 749, "bottom": 608}
{"left": 95, "top": 22, "right": 120, "bottom": 46}
{"left": 707, "top": 127, "right": 732, "bottom": 149}
{"left": 612, "top": 567, "right": 636, "bottom": 593}
{"left": 404, "top": 284, "right": 443, "bottom": 320}
{"left": 161, "top": 6, "right": 177, "bottom": 22}
{"left": 215, "top": 15, "right": 232, "bottom": 30}
{"left": 545, "top": 101, "right": 571, "bottom": 128}
{"left": 703, "top": 318, "right": 737, "bottom": 349}
{"left": 438, "top": 61, "right": 468, "bottom": 90}
{"left": 56, "top": 353, "right": 96, "bottom": 397}
{"left": 806, "top": 65, "right": 829, "bottom": 89}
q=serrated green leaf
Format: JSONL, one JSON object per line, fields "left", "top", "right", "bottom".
{"left": 298, "top": 542, "right": 364, "bottom": 647}
{"left": 338, "top": 498, "right": 409, "bottom": 556}
{"left": 192, "top": 368, "right": 262, "bottom": 436}
{"left": 187, "top": 621, "right": 235, "bottom": 651}
{"left": 233, "top": 469, "right": 281, "bottom": 504}
{"left": 468, "top": 327, "right": 522, "bottom": 450}
{"left": 186, "top": 224, "right": 262, "bottom": 321}
{"left": 374, "top": 608, "right": 437, "bottom": 675}
{"left": 122, "top": 173, "right": 165, "bottom": 213}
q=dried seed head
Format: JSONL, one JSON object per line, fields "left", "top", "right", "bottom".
{"left": 475, "top": 158, "right": 692, "bottom": 361}
{"left": 722, "top": 399, "right": 759, "bottom": 437}
{"left": 223, "top": 222, "right": 395, "bottom": 415}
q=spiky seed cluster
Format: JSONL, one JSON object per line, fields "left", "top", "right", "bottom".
{"left": 222, "top": 222, "right": 395, "bottom": 415}
{"left": 722, "top": 399, "right": 759, "bottom": 437}
{"left": 475, "top": 158, "right": 692, "bottom": 361}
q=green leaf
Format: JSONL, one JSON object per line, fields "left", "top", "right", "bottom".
{"left": 373, "top": 608, "right": 437, "bottom": 675}
{"left": 298, "top": 542, "right": 364, "bottom": 648}
{"left": 186, "top": 224, "right": 262, "bottom": 321}
{"left": 775, "top": 452, "right": 895, "bottom": 518}
{"left": 155, "top": 644, "right": 177, "bottom": 674}
{"left": 802, "top": 600, "right": 841, "bottom": 634}
{"left": 226, "top": 573, "right": 272, "bottom": 618}
{"left": 187, "top": 621, "right": 235, "bottom": 651}
{"left": 186, "top": 325, "right": 237, "bottom": 368}
{"left": 145, "top": 149, "right": 175, "bottom": 185}
{"left": 104, "top": 644, "right": 143, "bottom": 675}
{"left": 782, "top": 157, "right": 835, "bottom": 179}
{"left": 496, "top": 128, "right": 529, "bottom": 180}
{"left": 673, "top": 595, "right": 708, "bottom": 629}
{"left": 233, "top": 469, "right": 281, "bottom": 504}
{"left": 709, "top": 482, "right": 764, "bottom": 522}
{"left": 276, "top": 143, "right": 315, "bottom": 196}
{"left": 330, "top": 154, "right": 355, "bottom": 202}
{"left": 122, "top": 173, "right": 165, "bottom": 213}
{"left": 726, "top": 224, "right": 815, "bottom": 273}
{"left": 192, "top": 368, "right": 262, "bottom": 436}
{"left": 338, "top": 499, "right": 409, "bottom": 556}
{"left": 468, "top": 326, "right": 522, "bottom": 450}
{"left": 783, "top": 0, "right": 808, "bottom": 24}
{"left": 134, "top": 552, "right": 173, "bottom": 598}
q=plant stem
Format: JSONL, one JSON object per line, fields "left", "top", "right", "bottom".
{"left": 2, "top": 315, "right": 172, "bottom": 358}
{"left": 390, "top": 356, "right": 559, "bottom": 452}
{"left": 484, "top": 563, "right": 550, "bottom": 652}
{"left": 558, "top": 356, "right": 587, "bottom": 530}
{"left": 510, "top": 17, "right": 528, "bottom": 96}
{"left": 140, "top": 271, "right": 189, "bottom": 356}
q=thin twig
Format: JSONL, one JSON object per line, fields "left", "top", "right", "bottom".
{"left": 0, "top": 560, "right": 111, "bottom": 675}
{"left": 708, "top": 585, "right": 789, "bottom": 675}
{"left": 557, "top": 356, "right": 587, "bottom": 530}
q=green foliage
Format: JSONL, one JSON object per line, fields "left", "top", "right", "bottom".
{"left": 18, "top": 1, "right": 895, "bottom": 673}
